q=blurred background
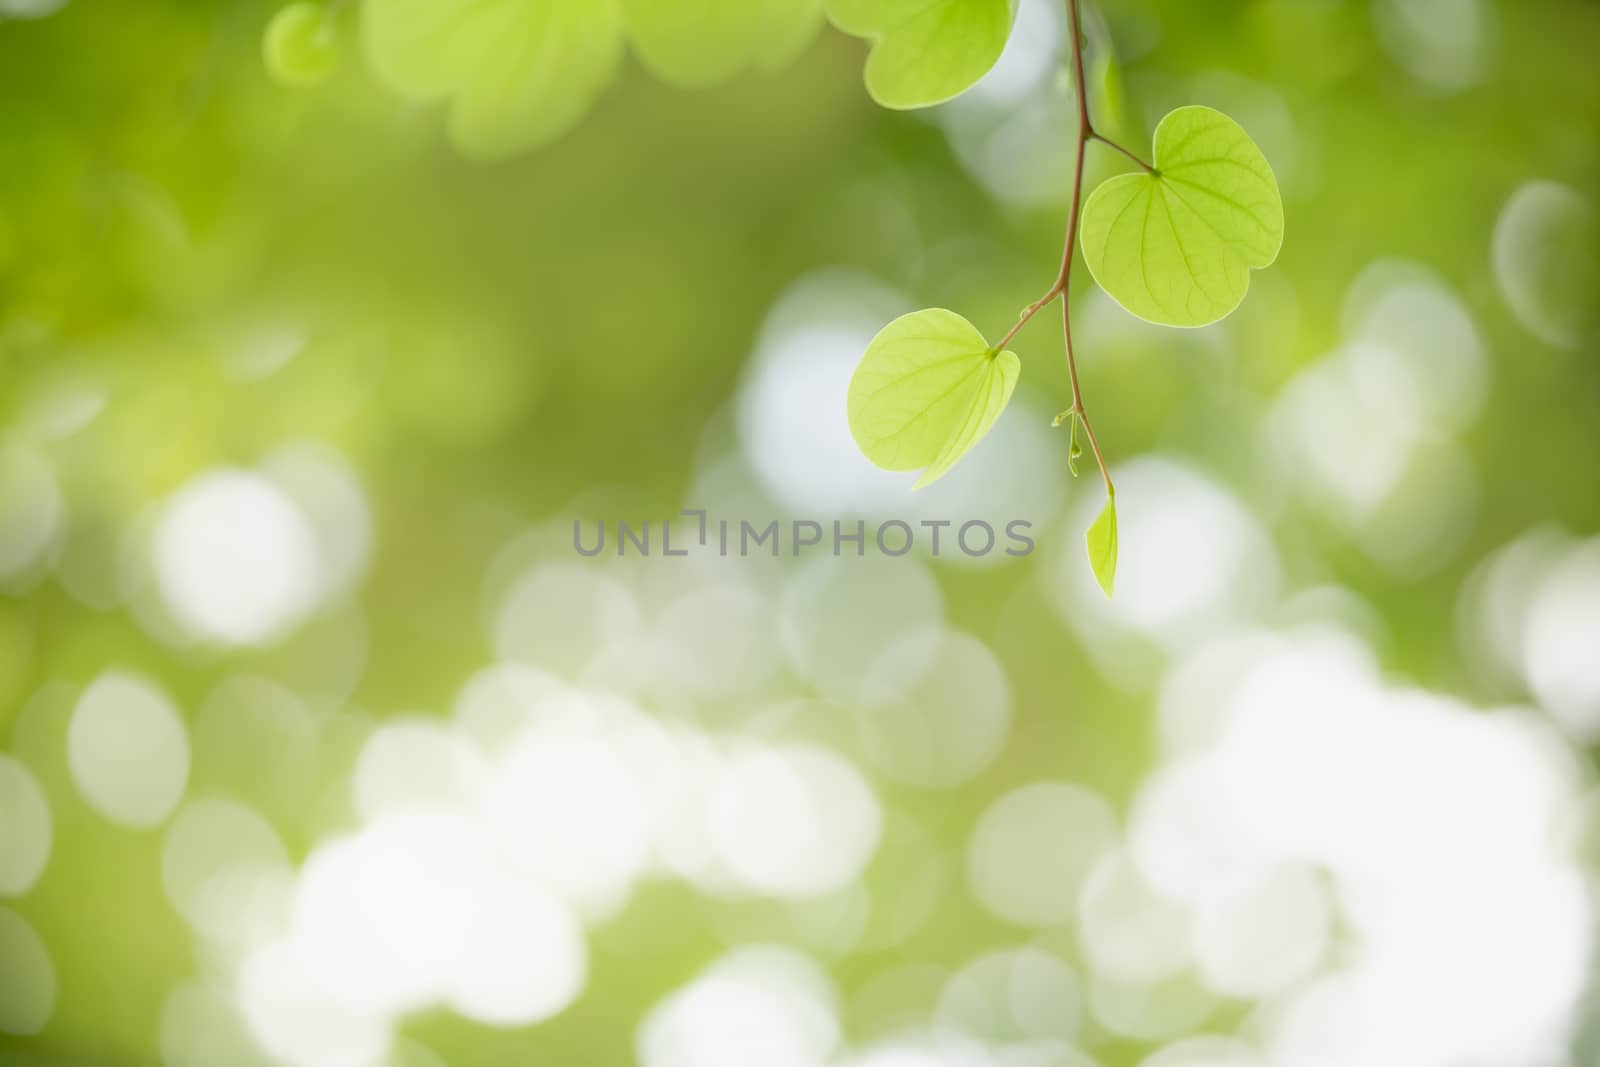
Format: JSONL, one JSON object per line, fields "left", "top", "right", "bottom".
{"left": 1, "top": 1, "right": 1598, "bottom": 1066}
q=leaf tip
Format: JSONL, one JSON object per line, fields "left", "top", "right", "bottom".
{"left": 1086, "top": 496, "right": 1118, "bottom": 597}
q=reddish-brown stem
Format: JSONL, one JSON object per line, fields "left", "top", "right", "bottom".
{"left": 993, "top": 289, "right": 1060, "bottom": 351}
{"left": 1090, "top": 130, "right": 1156, "bottom": 174}
{"left": 1056, "top": 0, "right": 1117, "bottom": 497}
{"left": 990, "top": 0, "right": 1149, "bottom": 499}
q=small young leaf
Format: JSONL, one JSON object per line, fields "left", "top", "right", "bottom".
{"left": 848, "top": 308, "right": 1020, "bottom": 489}
{"left": 1085, "top": 495, "right": 1117, "bottom": 596}
{"left": 826, "top": 0, "right": 1017, "bottom": 109}
{"left": 1080, "top": 106, "right": 1283, "bottom": 328}
{"left": 263, "top": 3, "right": 338, "bottom": 87}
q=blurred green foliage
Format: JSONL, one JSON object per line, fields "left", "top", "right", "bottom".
{"left": 1, "top": 1, "right": 1598, "bottom": 1066}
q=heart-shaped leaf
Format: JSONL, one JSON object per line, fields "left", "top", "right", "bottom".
{"left": 1085, "top": 494, "right": 1117, "bottom": 596}
{"left": 1080, "top": 106, "right": 1283, "bottom": 327}
{"left": 826, "top": 0, "right": 1017, "bottom": 109}
{"left": 364, "top": 0, "right": 622, "bottom": 160}
{"left": 620, "top": 0, "right": 823, "bottom": 87}
{"left": 848, "top": 308, "right": 1020, "bottom": 488}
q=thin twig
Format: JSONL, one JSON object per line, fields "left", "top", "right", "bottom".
{"left": 993, "top": 289, "right": 1059, "bottom": 352}
{"left": 1055, "top": 0, "right": 1115, "bottom": 497}
{"left": 1090, "top": 130, "right": 1156, "bottom": 173}
{"left": 989, "top": 0, "right": 1146, "bottom": 501}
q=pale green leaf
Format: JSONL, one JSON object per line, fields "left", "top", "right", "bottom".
{"left": 826, "top": 0, "right": 1017, "bottom": 109}
{"left": 363, "top": 0, "right": 622, "bottom": 160}
{"left": 263, "top": 3, "right": 338, "bottom": 87}
{"left": 848, "top": 308, "right": 1020, "bottom": 488}
{"left": 1080, "top": 105, "right": 1284, "bottom": 327}
{"left": 620, "top": 0, "right": 823, "bottom": 86}
{"left": 1085, "top": 494, "right": 1117, "bottom": 596}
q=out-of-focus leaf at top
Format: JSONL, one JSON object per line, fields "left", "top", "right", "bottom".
{"left": 620, "top": 0, "right": 824, "bottom": 87}
{"left": 848, "top": 308, "right": 1020, "bottom": 489}
{"left": 263, "top": 4, "right": 339, "bottom": 87}
{"left": 1080, "top": 105, "right": 1283, "bottom": 327}
{"left": 363, "top": 0, "right": 623, "bottom": 160}
{"left": 826, "top": 0, "right": 1018, "bottom": 109}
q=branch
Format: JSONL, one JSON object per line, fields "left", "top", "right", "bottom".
{"left": 1055, "top": 0, "right": 1119, "bottom": 497}
{"left": 991, "top": 0, "right": 1148, "bottom": 502}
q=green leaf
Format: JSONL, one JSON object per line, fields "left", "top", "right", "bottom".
{"left": 848, "top": 308, "right": 1020, "bottom": 489}
{"left": 1080, "top": 106, "right": 1283, "bottom": 328}
{"left": 1085, "top": 494, "right": 1117, "bottom": 597}
{"left": 621, "top": 0, "right": 824, "bottom": 86}
{"left": 263, "top": 3, "right": 338, "bottom": 87}
{"left": 363, "top": 0, "right": 622, "bottom": 160}
{"left": 826, "top": 0, "right": 1018, "bottom": 109}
